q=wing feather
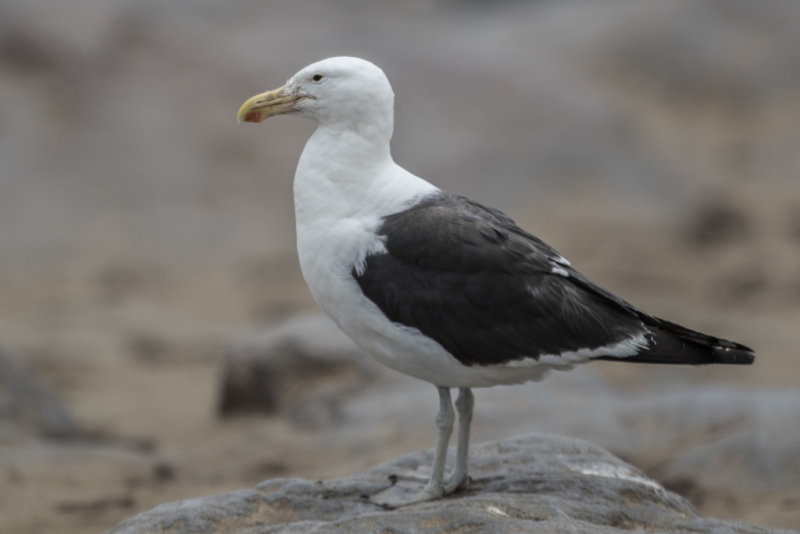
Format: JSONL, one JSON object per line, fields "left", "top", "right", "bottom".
{"left": 354, "top": 194, "right": 648, "bottom": 366}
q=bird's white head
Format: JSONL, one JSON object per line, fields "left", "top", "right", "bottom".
{"left": 237, "top": 57, "right": 394, "bottom": 130}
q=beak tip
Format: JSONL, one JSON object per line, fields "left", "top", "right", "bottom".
{"left": 240, "top": 110, "right": 263, "bottom": 123}
{"left": 236, "top": 102, "right": 264, "bottom": 123}
{"left": 238, "top": 85, "right": 290, "bottom": 124}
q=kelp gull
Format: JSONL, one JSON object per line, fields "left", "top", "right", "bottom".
{"left": 237, "top": 57, "right": 754, "bottom": 507}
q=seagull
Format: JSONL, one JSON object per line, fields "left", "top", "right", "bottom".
{"left": 237, "top": 56, "right": 754, "bottom": 507}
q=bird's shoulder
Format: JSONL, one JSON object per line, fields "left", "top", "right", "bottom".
{"left": 377, "top": 192, "right": 566, "bottom": 275}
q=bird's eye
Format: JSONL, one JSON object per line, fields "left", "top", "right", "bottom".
{"left": 311, "top": 73, "right": 324, "bottom": 82}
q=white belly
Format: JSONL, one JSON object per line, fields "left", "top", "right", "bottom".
{"left": 296, "top": 219, "right": 449, "bottom": 378}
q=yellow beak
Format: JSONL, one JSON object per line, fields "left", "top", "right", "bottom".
{"left": 237, "top": 84, "right": 304, "bottom": 123}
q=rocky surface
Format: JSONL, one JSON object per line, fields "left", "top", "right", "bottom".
{"left": 0, "top": 344, "right": 80, "bottom": 440}
{"left": 106, "top": 434, "right": 790, "bottom": 534}
{"left": 219, "top": 314, "right": 380, "bottom": 424}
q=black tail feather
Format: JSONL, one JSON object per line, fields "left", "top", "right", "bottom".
{"left": 564, "top": 269, "right": 754, "bottom": 365}
{"left": 596, "top": 318, "right": 755, "bottom": 366}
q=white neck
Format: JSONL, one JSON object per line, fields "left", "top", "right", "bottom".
{"left": 293, "top": 123, "right": 438, "bottom": 227}
{"left": 289, "top": 115, "right": 439, "bottom": 350}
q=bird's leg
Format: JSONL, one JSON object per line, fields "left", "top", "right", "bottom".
{"left": 421, "top": 386, "right": 455, "bottom": 498}
{"left": 370, "top": 386, "right": 454, "bottom": 508}
{"left": 445, "top": 387, "right": 473, "bottom": 493}
{"left": 369, "top": 386, "right": 458, "bottom": 508}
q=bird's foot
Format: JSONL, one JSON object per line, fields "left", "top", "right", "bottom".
{"left": 370, "top": 471, "right": 469, "bottom": 509}
{"left": 370, "top": 476, "right": 445, "bottom": 509}
{"left": 444, "top": 470, "right": 470, "bottom": 494}
{"left": 370, "top": 482, "right": 442, "bottom": 509}
{"left": 370, "top": 486, "right": 441, "bottom": 509}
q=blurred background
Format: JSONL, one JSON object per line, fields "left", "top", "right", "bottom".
{"left": 1, "top": 0, "right": 798, "bottom": 532}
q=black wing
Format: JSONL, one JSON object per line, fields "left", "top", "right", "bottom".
{"left": 355, "top": 194, "right": 644, "bottom": 366}
{"left": 354, "top": 193, "right": 753, "bottom": 367}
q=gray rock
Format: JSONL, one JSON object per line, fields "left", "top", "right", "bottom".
{"left": 0, "top": 344, "right": 80, "bottom": 440}
{"left": 105, "top": 434, "right": 789, "bottom": 534}
{"left": 218, "top": 314, "right": 381, "bottom": 426}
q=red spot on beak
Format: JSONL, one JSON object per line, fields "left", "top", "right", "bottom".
{"left": 244, "top": 110, "right": 262, "bottom": 123}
